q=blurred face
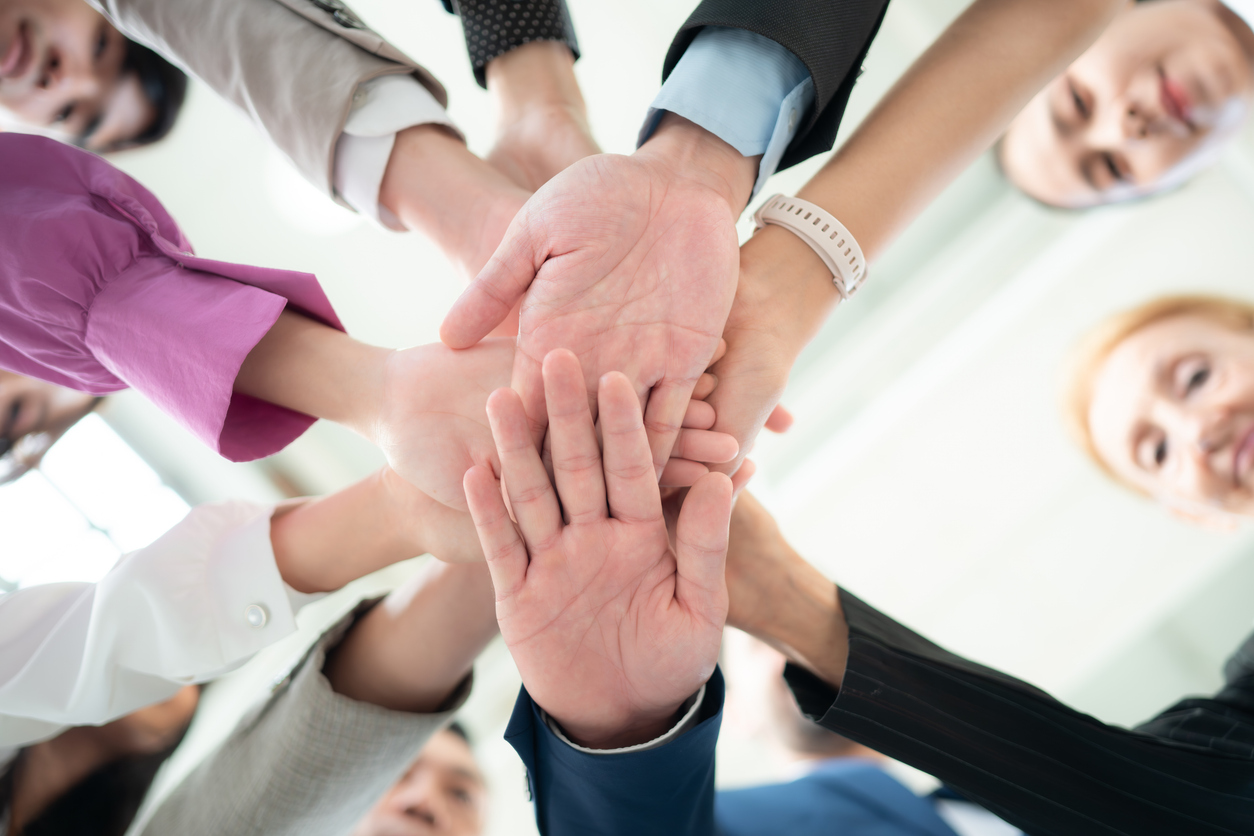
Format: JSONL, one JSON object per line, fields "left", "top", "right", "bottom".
{"left": 0, "top": 370, "right": 96, "bottom": 452}
{"left": 1002, "top": 0, "right": 1254, "bottom": 207}
{"left": 1089, "top": 314, "right": 1254, "bottom": 520}
{"left": 353, "top": 730, "right": 487, "bottom": 836}
{"left": 0, "top": 0, "right": 155, "bottom": 150}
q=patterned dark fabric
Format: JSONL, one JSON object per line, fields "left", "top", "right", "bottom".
{"left": 785, "top": 589, "right": 1254, "bottom": 836}
{"left": 444, "top": 0, "right": 580, "bottom": 88}
{"left": 664, "top": 0, "right": 891, "bottom": 171}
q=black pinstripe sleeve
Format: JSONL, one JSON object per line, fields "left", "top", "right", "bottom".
{"left": 785, "top": 589, "right": 1254, "bottom": 835}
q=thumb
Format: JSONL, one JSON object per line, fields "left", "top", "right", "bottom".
{"left": 440, "top": 210, "right": 545, "bottom": 349}
{"left": 674, "top": 471, "right": 733, "bottom": 619}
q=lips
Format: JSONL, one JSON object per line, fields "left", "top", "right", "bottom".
{"left": 0, "top": 22, "right": 32, "bottom": 81}
{"left": 1233, "top": 425, "right": 1254, "bottom": 488}
{"left": 1159, "top": 70, "right": 1195, "bottom": 130}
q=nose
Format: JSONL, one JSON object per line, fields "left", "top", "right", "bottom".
{"left": 37, "top": 48, "right": 97, "bottom": 97}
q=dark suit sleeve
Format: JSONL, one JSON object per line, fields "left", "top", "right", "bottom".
{"left": 663, "top": 0, "right": 891, "bottom": 170}
{"left": 441, "top": 0, "right": 580, "bottom": 87}
{"left": 784, "top": 589, "right": 1254, "bottom": 836}
{"left": 504, "top": 668, "right": 725, "bottom": 836}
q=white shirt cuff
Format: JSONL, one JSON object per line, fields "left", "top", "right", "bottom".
{"left": 543, "top": 683, "right": 707, "bottom": 755}
{"left": 333, "top": 74, "right": 461, "bottom": 231}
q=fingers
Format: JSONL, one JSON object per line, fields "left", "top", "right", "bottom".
{"left": 671, "top": 428, "right": 738, "bottom": 465}
{"left": 542, "top": 350, "right": 607, "bottom": 524}
{"left": 440, "top": 213, "right": 541, "bottom": 349}
{"left": 674, "top": 471, "right": 733, "bottom": 615}
{"left": 641, "top": 378, "right": 694, "bottom": 480}
{"left": 683, "top": 399, "right": 715, "bottom": 429}
{"left": 764, "top": 405, "right": 794, "bottom": 434}
{"left": 464, "top": 465, "right": 527, "bottom": 596}
{"left": 708, "top": 339, "right": 728, "bottom": 367}
{"left": 730, "top": 458, "right": 756, "bottom": 497}
{"left": 485, "top": 387, "right": 563, "bottom": 550}
{"left": 660, "top": 458, "right": 708, "bottom": 488}
{"left": 599, "top": 371, "right": 663, "bottom": 522}
{"left": 691, "top": 372, "right": 717, "bottom": 401}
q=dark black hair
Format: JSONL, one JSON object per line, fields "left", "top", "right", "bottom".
{"left": 0, "top": 726, "right": 185, "bottom": 836}
{"left": 445, "top": 720, "right": 472, "bottom": 745}
{"left": 82, "top": 39, "right": 188, "bottom": 151}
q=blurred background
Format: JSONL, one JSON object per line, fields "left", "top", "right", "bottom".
{"left": 3, "top": 0, "right": 1254, "bottom": 832}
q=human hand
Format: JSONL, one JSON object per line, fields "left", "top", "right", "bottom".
{"left": 465, "top": 349, "right": 733, "bottom": 749}
{"left": 442, "top": 114, "right": 757, "bottom": 478}
{"left": 375, "top": 338, "right": 738, "bottom": 513}
{"left": 706, "top": 225, "right": 841, "bottom": 475}
{"left": 485, "top": 40, "right": 600, "bottom": 191}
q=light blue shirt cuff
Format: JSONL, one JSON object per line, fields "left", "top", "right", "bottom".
{"left": 639, "top": 26, "right": 816, "bottom": 203}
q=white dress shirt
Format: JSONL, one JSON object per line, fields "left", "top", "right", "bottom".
{"left": 0, "top": 501, "right": 316, "bottom": 758}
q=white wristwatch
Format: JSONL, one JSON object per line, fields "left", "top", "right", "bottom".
{"left": 753, "top": 194, "right": 867, "bottom": 299}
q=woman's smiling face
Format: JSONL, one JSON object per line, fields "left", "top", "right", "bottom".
{"left": 1088, "top": 313, "right": 1254, "bottom": 520}
{"left": 0, "top": 0, "right": 154, "bottom": 149}
{"left": 1001, "top": 0, "right": 1254, "bottom": 207}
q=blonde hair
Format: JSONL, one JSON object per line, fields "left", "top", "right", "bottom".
{"left": 1062, "top": 295, "right": 1254, "bottom": 489}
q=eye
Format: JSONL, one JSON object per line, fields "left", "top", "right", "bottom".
{"left": 1154, "top": 437, "right": 1167, "bottom": 467}
{"left": 1102, "top": 153, "right": 1125, "bottom": 183}
{"left": 448, "top": 787, "right": 473, "bottom": 805}
{"left": 94, "top": 31, "right": 108, "bottom": 60}
{"left": 1070, "top": 80, "right": 1089, "bottom": 119}
{"left": 53, "top": 103, "right": 74, "bottom": 124}
{"left": 1173, "top": 356, "right": 1211, "bottom": 397}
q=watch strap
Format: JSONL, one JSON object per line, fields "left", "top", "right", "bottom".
{"left": 753, "top": 194, "right": 867, "bottom": 299}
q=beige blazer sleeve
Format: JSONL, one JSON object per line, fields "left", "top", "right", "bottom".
{"left": 128, "top": 603, "right": 469, "bottom": 836}
{"left": 90, "top": 0, "right": 447, "bottom": 202}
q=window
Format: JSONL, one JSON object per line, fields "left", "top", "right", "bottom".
{"left": 0, "top": 415, "right": 190, "bottom": 590}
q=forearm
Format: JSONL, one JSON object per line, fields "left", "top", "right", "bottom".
{"left": 487, "top": 40, "right": 585, "bottom": 125}
{"left": 270, "top": 470, "right": 424, "bottom": 594}
{"left": 378, "top": 124, "right": 529, "bottom": 277}
{"left": 233, "top": 309, "right": 388, "bottom": 438}
{"left": 800, "top": 0, "right": 1122, "bottom": 261}
{"left": 324, "top": 561, "right": 498, "bottom": 713}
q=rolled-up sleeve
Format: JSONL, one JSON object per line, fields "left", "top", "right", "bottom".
{"left": 0, "top": 133, "right": 344, "bottom": 462}
{"left": 0, "top": 501, "right": 293, "bottom": 747}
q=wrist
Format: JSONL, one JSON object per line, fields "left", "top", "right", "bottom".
{"left": 730, "top": 224, "right": 842, "bottom": 358}
{"left": 558, "top": 703, "right": 687, "bottom": 750}
{"left": 634, "top": 112, "right": 757, "bottom": 214}
{"left": 486, "top": 40, "right": 584, "bottom": 123}
{"left": 760, "top": 556, "right": 848, "bottom": 688}
{"left": 379, "top": 125, "right": 528, "bottom": 277}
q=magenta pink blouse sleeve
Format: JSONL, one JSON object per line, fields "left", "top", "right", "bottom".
{"left": 0, "top": 135, "right": 345, "bottom": 461}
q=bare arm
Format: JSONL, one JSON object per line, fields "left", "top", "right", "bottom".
{"left": 712, "top": 0, "right": 1127, "bottom": 472}
{"left": 323, "top": 560, "right": 498, "bottom": 713}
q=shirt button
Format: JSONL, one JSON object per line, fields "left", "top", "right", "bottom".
{"left": 788, "top": 109, "right": 798, "bottom": 132}
{"left": 353, "top": 89, "right": 367, "bottom": 105}
{"left": 245, "top": 604, "right": 269, "bottom": 628}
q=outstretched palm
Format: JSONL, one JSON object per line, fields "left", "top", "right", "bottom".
{"left": 443, "top": 154, "right": 741, "bottom": 478}
{"left": 465, "top": 350, "right": 732, "bottom": 748}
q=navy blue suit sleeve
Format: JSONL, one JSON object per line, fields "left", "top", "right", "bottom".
{"left": 505, "top": 668, "right": 725, "bottom": 836}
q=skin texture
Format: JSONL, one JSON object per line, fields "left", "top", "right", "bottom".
{"left": 705, "top": 0, "right": 1126, "bottom": 478}
{"left": 350, "top": 730, "right": 487, "bottom": 836}
{"left": 1088, "top": 314, "right": 1254, "bottom": 523}
{"left": 0, "top": 0, "right": 154, "bottom": 149}
{"left": 465, "top": 350, "right": 733, "bottom": 749}
{"left": 1002, "top": 0, "right": 1254, "bottom": 207}
{"left": 441, "top": 113, "right": 758, "bottom": 479}
{"left": 234, "top": 316, "right": 739, "bottom": 512}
